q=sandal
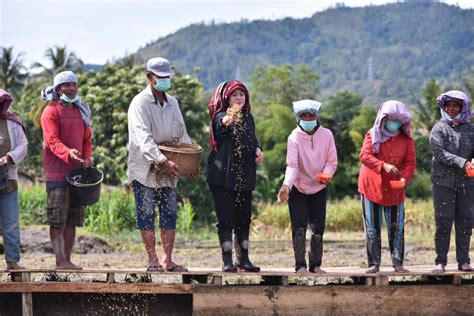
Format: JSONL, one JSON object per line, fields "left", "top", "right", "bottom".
{"left": 165, "top": 264, "right": 188, "bottom": 272}
{"left": 147, "top": 265, "right": 164, "bottom": 272}
{"left": 458, "top": 263, "right": 473, "bottom": 272}
{"left": 366, "top": 265, "right": 379, "bottom": 273}
{"left": 394, "top": 265, "right": 409, "bottom": 273}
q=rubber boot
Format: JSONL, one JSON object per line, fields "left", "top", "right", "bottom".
{"left": 308, "top": 224, "right": 323, "bottom": 272}
{"left": 292, "top": 227, "right": 307, "bottom": 272}
{"left": 220, "top": 238, "right": 237, "bottom": 272}
{"left": 234, "top": 235, "right": 260, "bottom": 272}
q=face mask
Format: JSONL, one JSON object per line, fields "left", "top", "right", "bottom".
{"left": 299, "top": 120, "right": 318, "bottom": 132}
{"left": 442, "top": 111, "right": 461, "bottom": 122}
{"left": 60, "top": 94, "right": 79, "bottom": 104}
{"left": 385, "top": 120, "right": 401, "bottom": 133}
{"left": 154, "top": 78, "right": 171, "bottom": 91}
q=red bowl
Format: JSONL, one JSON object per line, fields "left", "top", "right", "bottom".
{"left": 390, "top": 180, "right": 405, "bottom": 190}
{"left": 466, "top": 168, "right": 474, "bottom": 177}
{"left": 316, "top": 173, "right": 332, "bottom": 183}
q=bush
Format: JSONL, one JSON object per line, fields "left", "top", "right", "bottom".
{"left": 406, "top": 171, "right": 432, "bottom": 200}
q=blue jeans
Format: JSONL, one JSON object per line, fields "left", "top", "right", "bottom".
{"left": 0, "top": 189, "right": 20, "bottom": 262}
{"left": 132, "top": 181, "right": 178, "bottom": 230}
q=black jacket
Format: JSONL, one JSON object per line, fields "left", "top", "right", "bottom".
{"left": 207, "top": 111, "right": 259, "bottom": 191}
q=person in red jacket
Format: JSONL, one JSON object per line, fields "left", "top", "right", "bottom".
{"left": 41, "top": 71, "right": 92, "bottom": 270}
{"left": 358, "top": 100, "right": 416, "bottom": 273}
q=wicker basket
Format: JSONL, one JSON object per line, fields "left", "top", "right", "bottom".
{"left": 158, "top": 142, "right": 203, "bottom": 177}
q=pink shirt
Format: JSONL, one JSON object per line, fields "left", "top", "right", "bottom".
{"left": 283, "top": 126, "right": 338, "bottom": 194}
{"left": 41, "top": 101, "right": 92, "bottom": 182}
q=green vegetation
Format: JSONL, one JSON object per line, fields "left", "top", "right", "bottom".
{"left": 134, "top": 2, "right": 474, "bottom": 104}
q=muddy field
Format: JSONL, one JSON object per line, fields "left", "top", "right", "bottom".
{"left": 9, "top": 226, "right": 471, "bottom": 271}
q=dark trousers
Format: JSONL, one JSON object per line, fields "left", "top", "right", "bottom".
{"left": 432, "top": 183, "right": 473, "bottom": 267}
{"left": 361, "top": 195, "right": 405, "bottom": 267}
{"left": 209, "top": 185, "right": 252, "bottom": 242}
{"left": 288, "top": 187, "right": 327, "bottom": 270}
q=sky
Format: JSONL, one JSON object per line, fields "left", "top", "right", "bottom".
{"left": 1, "top": 0, "right": 473, "bottom": 67}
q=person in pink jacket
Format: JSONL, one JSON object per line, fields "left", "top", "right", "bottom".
{"left": 277, "top": 100, "right": 338, "bottom": 273}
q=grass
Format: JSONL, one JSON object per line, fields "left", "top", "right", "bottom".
{"left": 17, "top": 183, "right": 437, "bottom": 243}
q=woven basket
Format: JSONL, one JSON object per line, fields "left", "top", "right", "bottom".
{"left": 158, "top": 142, "right": 203, "bottom": 177}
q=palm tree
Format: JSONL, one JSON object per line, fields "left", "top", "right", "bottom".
{"left": 0, "top": 46, "right": 28, "bottom": 99}
{"left": 31, "top": 45, "right": 84, "bottom": 77}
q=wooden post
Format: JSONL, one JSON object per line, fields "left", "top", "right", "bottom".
{"left": 451, "top": 275, "right": 462, "bottom": 285}
{"left": 21, "top": 272, "right": 33, "bottom": 316}
{"left": 106, "top": 273, "right": 115, "bottom": 283}
{"left": 212, "top": 275, "right": 223, "bottom": 285}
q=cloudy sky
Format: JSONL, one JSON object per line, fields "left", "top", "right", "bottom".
{"left": 1, "top": 0, "right": 472, "bottom": 66}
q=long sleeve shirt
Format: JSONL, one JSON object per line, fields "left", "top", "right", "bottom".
{"left": 207, "top": 111, "right": 260, "bottom": 191}
{"left": 41, "top": 101, "right": 92, "bottom": 182}
{"left": 358, "top": 131, "right": 416, "bottom": 206}
{"left": 127, "top": 86, "right": 191, "bottom": 188}
{"left": 0, "top": 119, "right": 28, "bottom": 180}
{"left": 282, "top": 126, "right": 338, "bottom": 195}
{"left": 429, "top": 121, "right": 474, "bottom": 189}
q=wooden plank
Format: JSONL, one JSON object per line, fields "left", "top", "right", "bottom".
{"left": 193, "top": 285, "right": 474, "bottom": 315}
{"left": 0, "top": 282, "right": 193, "bottom": 294}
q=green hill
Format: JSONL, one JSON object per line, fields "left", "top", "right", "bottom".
{"left": 134, "top": 2, "right": 473, "bottom": 102}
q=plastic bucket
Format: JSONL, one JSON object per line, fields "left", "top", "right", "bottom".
{"left": 66, "top": 167, "right": 103, "bottom": 206}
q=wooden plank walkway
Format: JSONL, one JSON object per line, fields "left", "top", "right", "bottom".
{"left": 0, "top": 265, "right": 472, "bottom": 316}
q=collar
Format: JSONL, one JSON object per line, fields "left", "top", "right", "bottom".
{"left": 145, "top": 85, "right": 168, "bottom": 105}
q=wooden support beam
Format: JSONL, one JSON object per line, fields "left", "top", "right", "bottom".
{"left": 21, "top": 273, "right": 33, "bottom": 316}
{"left": 0, "top": 282, "right": 193, "bottom": 294}
{"left": 106, "top": 273, "right": 115, "bottom": 283}
{"left": 212, "top": 275, "right": 222, "bottom": 285}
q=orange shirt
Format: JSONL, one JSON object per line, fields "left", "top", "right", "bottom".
{"left": 358, "top": 132, "right": 416, "bottom": 206}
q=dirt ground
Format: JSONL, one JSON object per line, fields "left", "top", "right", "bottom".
{"left": 6, "top": 226, "right": 472, "bottom": 272}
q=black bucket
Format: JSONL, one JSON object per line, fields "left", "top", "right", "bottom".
{"left": 66, "top": 167, "right": 103, "bottom": 206}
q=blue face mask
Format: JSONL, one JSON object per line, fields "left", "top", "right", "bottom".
{"left": 60, "top": 94, "right": 79, "bottom": 104}
{"left": 385, "top": 120, "right": 401, "bottom": 133}
{"left": 154, "top": 78, "right": 171, "bottom": 91}
{"left": 299, "top": 120, "right": 318, "bottom": 132}
{"left": 442, "top": 111, "right": 461, "bottom": 122}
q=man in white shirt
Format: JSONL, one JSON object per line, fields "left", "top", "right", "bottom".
{"left": 127, "top": 57, "right": 191, "bottom": 272}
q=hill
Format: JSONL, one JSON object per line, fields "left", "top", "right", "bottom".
{"left": 134, "top": 2, "right": 474, "bottom": 103}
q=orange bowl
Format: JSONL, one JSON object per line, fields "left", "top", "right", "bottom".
{"left": 316, "top": 173, "right": 332, "bottom": 183}
{"left": 390, "top": 180, "right": 405, "bottom": 190}
{"left": 466, "top": 169, "right": 474, "bottom": 177}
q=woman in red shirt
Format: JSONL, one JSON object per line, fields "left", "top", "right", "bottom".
{"left": 358, "top": 100, "right": 416, "bottom": 273}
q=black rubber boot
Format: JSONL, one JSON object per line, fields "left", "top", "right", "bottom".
{"left": 292, "top": 227, "right": 307, "bottom": 272}
{"left": 308, "top": 224, "right": 323, "bottom": 272}
{"left": 234, "top": 236, "right": 260, "bottom": 272}
{"left": 219, "top": 234, "right": 237, "bottom": 272}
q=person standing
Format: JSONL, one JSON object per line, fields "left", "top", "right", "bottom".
{"left": 41, "top": 71, "right": 93, "bottom": 270}
{"left": 207, "top": 80, "right": 264, "bottom": 272}
{"left": 128, "top": 57, "right": 191, "bottom": 272}
{"left": 358, "top": 100, "right": 416, "bottom": 273}
{"left": 277, "top": 100, "right": 337, "bottom": 274}
{"left": 0, "top": 89, "right": 28, "bottom": 270}
{"left": 430, "top": 90, "right": 474, "bottom": 273}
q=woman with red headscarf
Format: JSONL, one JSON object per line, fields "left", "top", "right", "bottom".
{"left": 207, "top": 80, "right": 264, "bottom": 272}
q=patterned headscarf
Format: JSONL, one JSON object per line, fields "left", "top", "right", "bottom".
{"left": 370, "top": 100, "right": 412, "bottom": 153}
{"left": 436, "top": 90, "right": 472, "bottom": 126}
{"left": 208, "top": 80, "right": 251, "bottom": 151}
{"left": 0, "top": 89, "right": 26, "bottom": 133}
{"left": 41, "top": 71, "right": 92, "bottom": 127}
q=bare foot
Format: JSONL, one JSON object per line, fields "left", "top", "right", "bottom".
{"left": 296, "top": 267, "right": 308, "bottom": 274}
{"left": 394, "top": 265, "right": 409, "bottom": 273}
{"left": 431, "top": 264, "right": 445, "bottom": 273}
{"left": 6, "top": 262, "right": 25, "bottom": 271}
{"left": 56, "top": 261, "right": 83, "bottom": 270}
{"left": 458, "top": 263, "right": 473, "bottom": 271}
{"left": 310, "top": 267, "right": 326, "bottom": 274}
{"left": 161, "top": 261, "right": 188, "bottom": 272}
{"left": 366, "top": 265, "right": 379, "bottom": 273}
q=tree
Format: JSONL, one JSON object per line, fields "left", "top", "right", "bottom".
{"left": 0, "top": 46, "right": 28, "bottom": 99}
{"left": 320, "top": 91, "right": 363, "bottom": 198}
{"left": 409, "top": 79, "right": 441, "bottom": 136}
{"left": 31, "top": 45, "right": 83, "bottom": 77}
